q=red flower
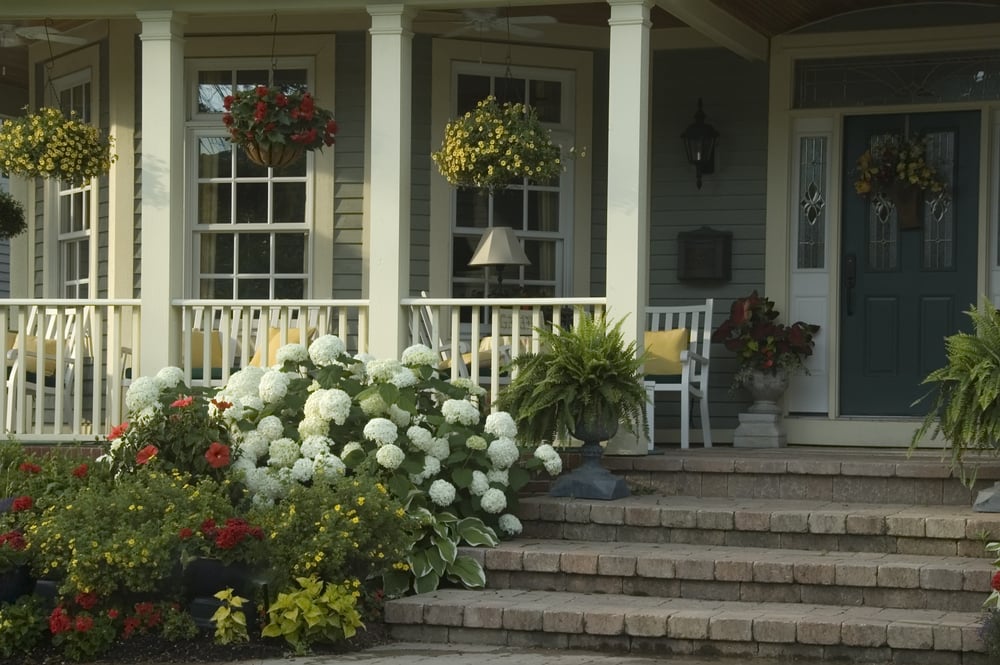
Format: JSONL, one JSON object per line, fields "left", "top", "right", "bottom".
{"left": 200, "top": 518, "right": 218, "bottom": 538}
{"left": 11, "top": 495, "right": 32, "bottom": 512}
{"left": 107, "top": 609, "right": 119, "bottom": 620}
{"left": 0, "top": 530, "right": 25, "bottom": 551}
{"left": 72, "top": 463, "right": 88, "bottom": 478}
{"left": 74, "top": 615, "right": 94, "bottom": 633}
{"left": 75, "top": 592, "right": 98, "bottom": 610}
{"left": 49, "top": 607, "right": 71, "bottom": 635}
{"left": 170, "top": 395, "right": 194, "bottom": 408}
{"left": 222, "top": 113, "right": 234, "bottom": 126}
{"left": 204, "top": 442, "right": 231, "bottom": 469}
{"left": 256, "top": 85, "right": 269, "bottom": 97}
{"left": 18, "top": 462, "right": 41, "bottom": 474}
{"left": 108, "top": 421, "right": 129, "bottom": 441}
{"left": 135, "top": 445, "right": 158, "bottom": 465}
{"left": 275, "top": 93, "right": 288, "bottom": 107}
{"left": 992, "top": 570, "right": 1000, "bottom": 592}
{"left": 122, "top": 616, "right": 140, "bottom": 638}
{"left": 178, "top": 527, "right": 194, "bottom": 540}
{"left": 223, "top": 95, "right": 234, "bottom": 110}
{"left": 210, "top": 398, "right": 232, "bottom": 412}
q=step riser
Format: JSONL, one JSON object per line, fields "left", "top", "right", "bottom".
{"left": 484, "top": 570, "right": 987, "bottom": 613}
{"left": 388, "top": 625, "right": 992, "bottom": 665}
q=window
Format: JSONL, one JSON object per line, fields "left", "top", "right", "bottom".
{"left": 450, "top": 66, "right": 574, "bottom": 298}
{"left": 188, "top": 62, "right": 313, "bottom": 299}
{"left": 54, "top": 73, "right": 93, "bottom": 298}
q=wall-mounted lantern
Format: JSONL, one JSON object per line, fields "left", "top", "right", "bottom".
{"left": 680, "top": 98, "right": 719, "bottom": 190}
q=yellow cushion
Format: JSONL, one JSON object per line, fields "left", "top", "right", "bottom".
{"left": 644, "top": 328, "right": 689, "bottom": 376}
{"left": 249, "top": 327, "right": 315, "bottom": 367}
{"left": 11, "top": 334, "right": 61, "bottom": 376}
{"left": 188, "top": 330, "right": 225, "bottom": 368}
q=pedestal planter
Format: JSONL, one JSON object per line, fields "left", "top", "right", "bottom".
{"left": 550, "top": 409, "right": 630, "bottom": 501}
{"left": 734, "top": 369, "right": 789, "bottom": 448}
{"left": 182, "top": 557, "right": 265, "bottom": 630}
{"left": 0, "top": 565, "right": 33, "bottom": 604}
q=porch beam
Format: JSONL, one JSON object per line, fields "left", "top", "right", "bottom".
{"left": 137, "top": 11, "right": 186, "bottom": 374}
{"left": 605, "top": 0, "right": 651, "bottom": 347}
{"left": 655, "top": 0, "right": 769, "bottom": 62}
{"left": 366, "top": 4, "right": 414, "bottom": 359}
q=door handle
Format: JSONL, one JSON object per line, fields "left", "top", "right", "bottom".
{"left": 844, "top": 253, "right": 857, "bottom": 316}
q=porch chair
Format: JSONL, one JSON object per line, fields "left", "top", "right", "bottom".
{"left": 180, "top": 307, "right": 240, "bottom": 387}
{"left": 246, "top": 306, "right": 320, "bottom": 368}
{"left": 5, "top": 305, "right": 88, "bottom": 433}
{"left": 644, "top": 299, "right": 714, "bottom": 449}
{"left": 416, "top": 292, "right": 473, "bottom": 378}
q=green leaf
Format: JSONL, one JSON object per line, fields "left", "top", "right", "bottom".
{"left": 435, "top": 534, "right": 458, "bottom": 564}
{"left": 387, "top": 474, "right": 411, "bottom": 500}
{"left": 451, "top": 468, "right": 473, "bottom": 489}
{"left": 382, "top": 569, "right": 411, "bottom": 597}
{"left": 425, "top": 545, "right": 446, "bottom": 576}
{"left": 413, "top": 569, "right": 441, "bottom": 594}
{"left": 447, "top": 555, "right": 486, "bottom": 589}
{"left": 507, "top": 466, "right": 530, "bottom": 492}
{"left": 378, "top": 382, "right": 400, "bottom": 405}
{"left": 409, "top": 550, "right": 432, "bottom": 578}
{"left": 456, "top": 517, "right": 499, "bottom": 547}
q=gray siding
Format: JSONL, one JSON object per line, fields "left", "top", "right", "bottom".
{"left": 409, "top": 35, "right": 432, "bottom": 296}
{"left": 331, "top": 32, "right": 366, "bottom": 298}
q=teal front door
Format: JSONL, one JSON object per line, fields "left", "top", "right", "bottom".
{"left": 840, "top": 111, "right": 979, "bottom": 416}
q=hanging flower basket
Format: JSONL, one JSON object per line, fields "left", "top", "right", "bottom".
{"left": 0, "top": 107, "right": 116, "bottom": 185}
{"left": 223, "top": 85, "right": 338, "bottom": 168}
{"left": 853, "top": 134, "right": 946, "bottom": 231}
{"left": 0, "top": 191, "right": 27, "bottom": 240}
{"left": 432, "top": 95, "right": 562, "bottom": 195}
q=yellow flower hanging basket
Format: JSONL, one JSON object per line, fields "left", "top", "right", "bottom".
{"left": 0, "top": 107, "right": 116, "bottom": 185}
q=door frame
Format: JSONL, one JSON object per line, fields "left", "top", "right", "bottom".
{"left": 768, "top": 26, "right": 997, "bottom": 446}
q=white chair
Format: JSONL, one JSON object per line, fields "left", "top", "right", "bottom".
{"left": 644, "top": 300, "right": 714, "bottom": 449}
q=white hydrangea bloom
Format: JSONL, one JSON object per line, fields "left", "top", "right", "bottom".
{"left": 441, "top": 399, "right": 480, "bottom": 426}
{"left": 465, "top": 435, "right": 487, "bottom": 451}
{"left": 487, "top": 438, "right": 520, "bottom": 469}
{"left": 340, "top": 441, "right": 364, "bottom": 459}
{"left": 390, "top": 368, "right": 418, "bottom": 388}
{"left": 220, "top": 397, "right": 247, "bottom": 422}
{"left": 427, "top": 438, "right": 450, "bottom": 461}
{"left": 534, "top": 443, "right": 558, "bottom": 461}
{"left": 313, "top": 452, "right": 346, "bottom": 480}
{"left": 366, "top": 358, "right": 403, "bottom": 383}
{"left": 267, "top": 437, "right": 300, "bottom": 467}
{"left": 375, "top": 443, "right": 406, "bottom": 470}
{"left": 244, "top": 467, "right": 284, "bottom": 500}
{"left": 407, "top": 426, "right": 433, "bottom": 451}
{"left": 258, "top": 370, "right": 291, "bottom": 403}
{"left": 257, "top": 415, "right": 285, "bottom": 442}
{"left": 421, "top": 455, "right": 441, "bottom": 480}
{"left": 449, "top": 377, "right": 487, "bottom": 396}
{"left": 297, "top": 416, "right": 330, "bottom": 439}
{"left": 223, "top": 366, "right": 266, "bottom": 399}
{"left": 498, "top": 514, "right": 523, "bottom": 536}
{"left": 251, "top": 494, "right": 275, "bottom": 509}
{"left": 309, "top": 335, "right": 347, "bottom": 366}
{"left": 230, "top": 455, "right": 257, "bottom": 476}
{"left": 300, "top": 435, "right": 332, "bottom": 460}
{"left": 487, "top": 468, "right": 509, "bottom": 486}
{"left": 480, "top": 488, "right": 507, "bottom": 514}
{"left": 428, "top": 479, "right": 456, "bottom": 506}
{"left": 276, "top": 343, "right": 309, "bottom": 365}
{"left": 485, "top": 411, "right": 518, "bottom": 439}
{"left": 132, "top": 404, "right": 162, "bottom": 425}
{"left": 291, "top": 457, "right": 314, "bottom": 483}
{"left": 359, "top": 393, "right": 388, "bottom": 417}
{"left": 388, "top": 404, "right": 412, "bottom": 428}
{"left": 400, "top": 344, "right": 438, "bottom": 367}
{"left": 304, "top": 389, "right": 352, "bottom": 425}
{"left": 470, "top": 470, "right": 490, "bottom": 496}
{"left": 544, "top": 456, "right": 563, "bottom": 476}
{"left": 125, "top": 376, "right": 161, "bottom": 413}
{"left": 154, "top": 366, "right": 185, "bottom": 390}
{"left": 363, "top": 417, "right": 398, "bottom": 446}
{"left": 237, "top": 431, "right": 269, "bottom": 462}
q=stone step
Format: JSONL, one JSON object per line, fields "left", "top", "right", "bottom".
{"left": 465, "top": 539, "right": 992, "bottom": 613}
{"left": 593, "top": 447, "right": 1000, "bottom": 505}
{"left": 384, "top": 588, "right": 989, "bottom": 664}
{"left": 517, "top": 495, "right": 1000, "bottom": 557}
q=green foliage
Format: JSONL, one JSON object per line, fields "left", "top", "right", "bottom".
{"left": 48, "top": 605, "right": 118, "bottom": 662}
{"left": 210, "top": 588, "right": 249, "bottom": 645}
{"left": 0, "top": 191, "right": 26, "bottom": 240}
{"left": 0, "top": 595, "right": 46, "bottom": 658}
{"left": 261, "top": 576, "right": 364, "bottom": 655}
{"left": 496, "top": 312, "right": 649, "bottom": 443}
{"left": 160, "top": 603, "right": 200, "bottom": 641}
{"left": 913, "top": 301, "right": 1000, "bottom": 473}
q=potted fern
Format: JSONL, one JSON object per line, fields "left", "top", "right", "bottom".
{"left": 913, "top": 301, "right": 1000, "bottom": 510}
{"left": 496, "top": 312, "right": 647, "bottom": 500}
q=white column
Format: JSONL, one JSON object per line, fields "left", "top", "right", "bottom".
{"left": 108, "top": 19, "right": 136, "bottom": 300}
{"left": 137, "top": 11, "right": 186, "bottom": 374}
{"left": 605, "top": 0, "right": 651, "bottom": 342}
{"left": 366, "top": 5, "right": 413, "bottom": 360}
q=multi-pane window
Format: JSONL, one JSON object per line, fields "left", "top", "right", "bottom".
{"left": 189, "top": 64, "right": 312, "bottom": 299}
{"left": 451, "top": 69, "right": 571, "bottom": 298}
{"left": 56, "top": 77, "right": 92, "bottom": 298}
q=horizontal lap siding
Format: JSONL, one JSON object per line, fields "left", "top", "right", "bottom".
{"left": 333, "top": 33, "right": 365, "bottom": 298}
{"left": 409, "top": 35, "right": 432, "bottom": 296}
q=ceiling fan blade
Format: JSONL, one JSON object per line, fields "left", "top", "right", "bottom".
{"left": 440, "top": 25, "right": 475, "bottom": 39}
{"left": 15, "top": 26, "right": 87, "bottom": 44}
{"left": 507, "top": 24, "right": 544, "bottom": 39}
{"left": 0, "top": 33, "right": 25, "bottom": 48}
{"left": 507, "top": 16, "right": 558, "bottom": 25}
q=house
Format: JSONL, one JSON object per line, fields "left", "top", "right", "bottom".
{"left": 0, "top": 0, "right": 992, "bottom": 447}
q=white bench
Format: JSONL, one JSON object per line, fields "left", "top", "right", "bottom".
{"left": 644, "top": 300, "right": 713, "bottom": 449}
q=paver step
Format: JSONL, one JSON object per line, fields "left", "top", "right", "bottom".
{"left": 464, "top": 539, "right": 993, "bottom": 612}
{"left": 517, "top": 495, "right": 1000, "bottom": 557}
{"left": 384, "top": 588, "right": 990, "bottom": 664}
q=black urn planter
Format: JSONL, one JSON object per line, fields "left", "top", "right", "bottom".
{"left": 549, "top": 408, "right": 630, "bottom": 501}
{"left": 0, "top": 565, "right": 34, "bottom": 604}
{"left": 182, "top": 557, "right": 266, "bottom": 630}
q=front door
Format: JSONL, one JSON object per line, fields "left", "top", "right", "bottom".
{"left": 840, "top": 111, "right": 979, "bottom": 416}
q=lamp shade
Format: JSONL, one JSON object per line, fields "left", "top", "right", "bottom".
{"left": 468, "top": 227, "right": 530, "bottom": 268}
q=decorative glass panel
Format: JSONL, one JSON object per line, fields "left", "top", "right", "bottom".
{"left": 922, "top": 131, "right": 956, "bottom": 270}
{"left": 869, "top": 189, "right": 898, "bottom": 271}
{"left": 797, "top": 136, "right": 827, "bottom": 269}
{"left": 796, "top": 50, "right": 1000, "bottom": 108}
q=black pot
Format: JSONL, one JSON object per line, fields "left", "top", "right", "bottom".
{"left": 0, "top": 565, "right": 34, "bottom": 604}
{"left": 182, "top": 557, "right": 265, "bottom": 631}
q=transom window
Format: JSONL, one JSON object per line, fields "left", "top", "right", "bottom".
{"left": 450, "top": 66, "right": 574, "bottom": 298}
{"left": 188, "top": 62, "right": 313, "bottom": 299}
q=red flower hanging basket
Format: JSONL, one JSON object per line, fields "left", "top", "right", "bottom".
{"left": 243, "top": 141, "right": 304, "bottom": 169}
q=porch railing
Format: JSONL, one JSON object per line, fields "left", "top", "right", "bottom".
{"left": 400, "top": 296, "right": 607, "bottom": 405}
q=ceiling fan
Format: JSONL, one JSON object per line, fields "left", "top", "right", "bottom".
{"left": 0, "top": 24, "right": 87, "bottom": 49}
{"left": 435, "top": 8, "right": 557, "bottom": 40}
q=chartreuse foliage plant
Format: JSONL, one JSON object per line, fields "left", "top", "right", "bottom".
{"left": 211, "top": 588, "right": 249, "bottom": 645}
{"left": 261, "top": 576, "right": 364, "bottom": 655}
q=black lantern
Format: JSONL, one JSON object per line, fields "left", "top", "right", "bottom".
{"left": 681, "top": 98, "right": 719, "bottom": 189}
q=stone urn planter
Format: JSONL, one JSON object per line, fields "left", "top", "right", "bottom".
{"left": 745, "top": 368, "right": 790, "bottom": 415}
{"left": 734, "top": 368, "right": 790, "bottom": 448}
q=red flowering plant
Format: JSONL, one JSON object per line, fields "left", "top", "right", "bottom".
{"left": 222, "top": 85, "right": 337, "bottom": 157}
{"left": 711, "top": 291, "right": 820, "bottom": 391}
{"left": 178, "top": 516, "right": 266, "bottom": 567}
